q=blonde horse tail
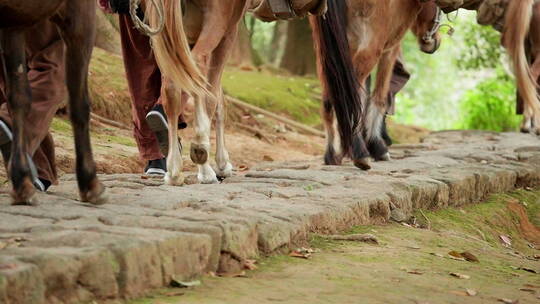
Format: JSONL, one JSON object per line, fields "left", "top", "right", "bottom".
{"left": 503, "top": 0, "right": 539, "bottom": 123}
{"left": 145, "top": 0, "right": 209, "bottom": 97}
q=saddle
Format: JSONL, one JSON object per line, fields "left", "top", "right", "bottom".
{"left": 267, "top": 0, "right": 296, "bottom": 19}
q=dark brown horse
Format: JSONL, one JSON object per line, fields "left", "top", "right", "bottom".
{"left": 312, "top": 0, "right": 442, "bottom": 168}
{"left": 0, "top": 0, "right": 106, "bottom": 205}
{"left": 0, "top": 0, "right": 201, "bottom": 205}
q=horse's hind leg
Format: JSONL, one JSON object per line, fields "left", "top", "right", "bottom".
{"left": 1, "top": 30, "right": 37, "bottom": 205}
{"left": 161, "top": 80, "right": 184, "bottom": 186}
{"left": 366, "top": 47, "right": 400, "bottom": 161}
{"left": 322, "top": 97, "right": 343, "bottom": 165}
{"left": 53, "top": 1, "right": 105, "bottom": 204}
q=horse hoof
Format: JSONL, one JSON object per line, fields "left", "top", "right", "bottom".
{"left": 80, "top": 182, "right": 107, "bottom": 205}
{"left": 11, "top": 195, "right": 38, "bottom": 206}
{"left": 376, "top": 152, "right": 391, "bottom": 162}
{"left": 165, "top": 172, "right": 185, "bottom": 186}
{"left": 354, "top": 157, "right": 371, "bottom": 171}
{"left": 190, "top": 143, "right": 209, "bottom": 165}
{"left": 11, "top": 178, "right": 38, "bottom": 206}
{"left": 216, "top": 162, "right": 233, "bottom": 180}
{"left": 198, "top": 172, "right": 219, "bottom": 184}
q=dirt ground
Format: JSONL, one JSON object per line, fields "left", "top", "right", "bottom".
{"left": 127, "top": 190, "right": 540, "bottom": 304}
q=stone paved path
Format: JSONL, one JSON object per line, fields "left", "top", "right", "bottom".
{"left": 1, "top": 131, "right": 540, "bottom": 304}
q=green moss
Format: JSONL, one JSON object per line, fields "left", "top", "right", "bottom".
{"left": 223, "top": 68, "right": 322, "bottom": 126}
{"left": 50, "top": 118, "right": 73, "bottom": 134}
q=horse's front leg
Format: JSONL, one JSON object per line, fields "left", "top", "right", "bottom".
{"left": 366, "top": 46, "right": 400, "bottom": 161}
{"left": 1, "top": 30, "right": 37, "bottom": 205}
{"left": 161, "top": 80, "right": 185, "bottom": 186}
{"left": 54, "top": 0, "right": 106, "bottom": 204}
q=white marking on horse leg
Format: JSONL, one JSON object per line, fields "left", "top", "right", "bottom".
{"left": 332, "top": 114, "right": 342, "bottom": 156}
{"left": 215, "top": 92, "right": 233, "bottom": 178}
{"left": 163, "top": 86, "right": 184, "bottom": 186}
{"left": 365, "top": 100, "right": 384, "bottom": 143}
{"left": 191, "top": 95, "right": 218, "bottom": 184}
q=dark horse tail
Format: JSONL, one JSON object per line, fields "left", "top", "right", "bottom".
{"left": 310, "top": 0, "right": 363, "bottom": 157}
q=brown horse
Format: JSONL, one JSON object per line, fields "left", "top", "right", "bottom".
{"left": 313, "top": 0, "right": 442, "bottom": 167}
{"left": 0, "top": 0, "right": 203, "bottom": 204}
{"left": 153, "top": 0, "right": 363, "bottom": 186}
{"left": 523, "top": 3, "right": 540, "bottom": 121}
{"left": 438, "top": 0, "right": 540, "bottom": 134}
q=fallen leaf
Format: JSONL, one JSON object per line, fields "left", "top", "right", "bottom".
{"left": 170, "top": 277, "right": 201, "bottom": 288}
{"left": 407, "top": 270, "right": 424, "bottom": 275}
{"left": 0, "top": 264, "right": 16, "bottom": 270}
{"left": 498, "top": 298, "right": 518, "bottom": 304}
{"left": 518, "top": 267, "right": 538, "bottom": 274}
{"left": 289, "top": 247, "right": 315, "bottom": 259}
{"left": 519, "top": 288, "right": 536, "bottom": 293}
{"left": 262, "top": 155, "right": 274, "bottom": 162}
{"left": 448, "top": 251, "right": 465, "bottom": 261}
{"left": 466, "top": 289, "right": 477, "bottom": 296}
{"left": 243, "top": 259, "right": 258, "bottom": 271}
{"left": 461, "top": 252, "right": 480, "bottom": 263}
{"left": 500, "top": 235, "right": 512, "bottom": 247}
{"left": 164, "top": 291, "right": 185, "bottom": 297}
{"left": 238, "top": 165, "right": 249, "bottom": 172}
{"left": 325, "top": 234, "right": 379, "bottom": 244}
{"left": 217, "top": 271, "right": 247, "bottom": 278}
{"left": 450, "top": 272, "right": 470, "bottom": 279}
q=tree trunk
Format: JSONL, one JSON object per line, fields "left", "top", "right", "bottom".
{"left": 229, "top": 21, "right": 254, "bottom": 68}
{"left": 279, "top": 19, "right": 316, "bottom": 75}
{"left": 268, "top": 21, "right": 288, "bottom": 66}
{"left": 95, "top": 9, "right": 122, "bottom": 55}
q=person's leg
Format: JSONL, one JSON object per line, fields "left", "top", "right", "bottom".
{"left": 118, "top": 14, "right": 168, "bottom": 175}
{"left": 387, "top": 53, "right": 411, "bottom": 116}
{"left": 0, "top": 19, "right": 64, "bottom": 187}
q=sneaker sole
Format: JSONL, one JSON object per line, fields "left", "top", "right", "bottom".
{"left": 0, "top": 120, "right": 12, "bottom": 161}
{"left": 144, "top": 167, "right": 167, "bottom": 176}
{"left": 146, "top": 111, "right": 169, "bottom": 156}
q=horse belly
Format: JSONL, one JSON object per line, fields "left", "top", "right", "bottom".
{"left": 183, "top": 1, "right": 203, "bottom": 45}
{"left": 348, "top": 17, "right": 373, "bottom": 52}
{"left": 0, "top": 1, "right": 63, "bottom": 28}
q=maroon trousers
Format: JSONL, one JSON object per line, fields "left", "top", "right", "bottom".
{"left": 0, "top": 20, "right": 64, "bottom": 184}
{"left": 119, "top": 15, "right": 164, "bottom": 161}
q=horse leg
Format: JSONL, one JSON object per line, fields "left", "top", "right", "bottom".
{"left": 322, "top": 97, "right": 343, "bottom": 165}
{"left": 209, "top": 33, "right": 238, "bottom": 179}
{"left": 53, "top": 1, "right": 106, "bottom": 204}
{"left": 162, "top": 79, "right": 184, "bottom": 185}
{"left": 1, "top": 30, "right": 37, "bottom": 205}
{"left": 366, "top": 47, "right": 400, "bottom": 161}
{"left": 190, "top": 92, "right": 218, "bottom": 184}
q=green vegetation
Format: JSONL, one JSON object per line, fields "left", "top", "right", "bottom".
{"left": 456, "top": 72, "right": 521, "bottom": 131}
{"left": 223, "top": 68, "right": 322, "bottom": 126}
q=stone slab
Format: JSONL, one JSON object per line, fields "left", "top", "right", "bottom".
{"left": 1, "top": 131, "right": 540, "bottom": 303}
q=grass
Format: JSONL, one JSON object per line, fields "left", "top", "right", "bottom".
{"left": 223, "top": 68, "right": 322, "bottom": 127}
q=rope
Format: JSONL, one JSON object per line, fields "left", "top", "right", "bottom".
{"left": 129, "top": 0, "right": 165, "bottom": 36}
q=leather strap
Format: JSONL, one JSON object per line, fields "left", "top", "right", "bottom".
{"left": 267, "top": 0, "right": 296, "bottom": 19}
